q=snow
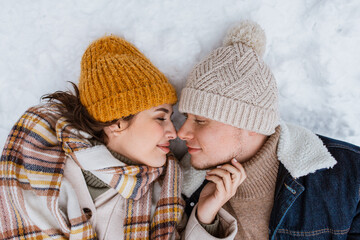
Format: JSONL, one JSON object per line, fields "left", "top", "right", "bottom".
{"left": 1, "top": 0, "right": 360, "bottom": 158}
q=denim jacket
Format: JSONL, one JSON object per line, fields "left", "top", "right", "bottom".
{"left": 182, "top": 123, "right": 360, "bottom": 239}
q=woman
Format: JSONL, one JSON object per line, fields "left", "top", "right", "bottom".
{"left": 0, "top": 36, "right": 184, "bottom": 239}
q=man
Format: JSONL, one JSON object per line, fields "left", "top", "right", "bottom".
{"left": 178, "top": 20, "right": 360, "bottom": 239}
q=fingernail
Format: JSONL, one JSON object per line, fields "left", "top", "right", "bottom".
{"left": 217, "top": 165, "right": 222, "bottom": 168}
{"left": 232, "top": 158, "right": 238, "bottom": 162}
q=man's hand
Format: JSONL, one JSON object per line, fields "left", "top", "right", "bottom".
{"left": 196, "top": 158, "right": 246, "bottom": 224}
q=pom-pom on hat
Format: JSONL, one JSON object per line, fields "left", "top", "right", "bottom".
{"left": 223, "top": 20, "right": 266, "bottom": 57}
{"left": 179, "top": 20, "right": 279, "bottom": 135}
{"left": 79, "top": 35, "right": 177, "bottom": 122}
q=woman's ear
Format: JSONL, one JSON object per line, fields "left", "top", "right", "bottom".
{"left": 117, "top": 119, "right": 130, "bottom": 132}
{"left": 104, "top": 124, "right": 117, "bottom": 137}
{"left": 104, "top": 120, "right": 129, "bottom": 136}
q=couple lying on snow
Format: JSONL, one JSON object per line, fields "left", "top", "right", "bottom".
{"left": 1, "top": 20, "right": 360, "bottom": 240}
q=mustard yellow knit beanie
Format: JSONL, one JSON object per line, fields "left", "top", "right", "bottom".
{"left": 79, "top": 35, "right": 177, "bottom": 122}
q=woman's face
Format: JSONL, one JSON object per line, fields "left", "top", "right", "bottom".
{"left": 104, "top": 104, "right": 176, "bottom": 167}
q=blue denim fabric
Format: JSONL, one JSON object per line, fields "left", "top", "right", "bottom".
{"left": 184, "top": 135, "right": 360, "bottom": 239}
{"left": 269, "top": 135, "right": 360, "bottom": 239}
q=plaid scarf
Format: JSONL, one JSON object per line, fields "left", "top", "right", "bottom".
{"left": 0, "top": 104, "right": 184, "bottom": 239}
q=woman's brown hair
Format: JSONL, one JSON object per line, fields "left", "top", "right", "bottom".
{"left": 42, "top": 82, "right": 133, "bottom": 143}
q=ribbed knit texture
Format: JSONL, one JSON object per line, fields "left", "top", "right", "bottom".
{"left": 79, "top": 35, "right": 177, "bottom": 122}
{"left": 199, "top": 215, "right": 223, "bottom": 238}
{"left": 225, "top": 126, "right": 281, "bottom": 239}
{"left": 82, "top": 170, "right": 109, "bottom": 189}
{"left": 83, "top": 139, "right": 141, "bottom": 199}
{"left": 179, "top": 21, "right": 279, "bottom": 135}
{"left": 82, "top": 169, "right": 109, "bottom": 200}
{"left": 83, "top": 139, "right": 140, "bottom": 200}
{"left": 236, "top": 126, "right": 280, "bottom": 199}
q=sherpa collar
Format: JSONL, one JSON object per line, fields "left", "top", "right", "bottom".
{"left": 278, "top": 122, "right": 336, "bottom": 178}
{"left": 181, "top": 122, "right": 337, "bottom": 198}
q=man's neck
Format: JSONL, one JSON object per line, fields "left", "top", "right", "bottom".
{"left": 237, "top": 134, "right": 269, "bottom": 163}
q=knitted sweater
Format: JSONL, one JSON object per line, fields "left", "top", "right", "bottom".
{"left": 224, "top": 126, "right": 280, "bottom": 239}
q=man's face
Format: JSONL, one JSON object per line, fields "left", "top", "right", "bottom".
{"left": 178, "top": 113, "right": 253, "bottom": 170}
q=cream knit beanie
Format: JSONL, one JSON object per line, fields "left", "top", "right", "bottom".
{"left": 179, "top": 20, "right": 279, "bottom": 135}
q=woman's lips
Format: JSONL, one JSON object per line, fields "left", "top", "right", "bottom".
{"left": 157, "top": 144, "right": 170, "bottom": 153}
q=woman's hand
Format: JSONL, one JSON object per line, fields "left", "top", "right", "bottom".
{"left": 196, "top": 158, "right": 246, "bottom": 224}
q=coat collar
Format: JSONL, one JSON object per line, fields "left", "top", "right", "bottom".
{"left": 181, "top": 122, "right": 337, "bottom": 197}
{"left": 75, "top": 145, "right": 126, "bottom": 170}
{"left": 278, "top": 122, "right": 336, "bottom": 178}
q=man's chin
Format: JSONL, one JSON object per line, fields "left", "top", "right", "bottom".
{"left": 192, "top": 165, "right": 214, "bottom": 171}
{"left": 190, "top": 158, "right": 216, "bottom": 171}
{"left": 190, "top": 155, "right": 232, "bottom": 170}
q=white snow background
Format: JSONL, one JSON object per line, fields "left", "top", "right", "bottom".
{"left": 1, "top": 0, "right": 360, "bottom": 158}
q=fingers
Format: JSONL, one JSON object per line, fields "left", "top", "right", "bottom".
{"left": 206, "top": 159, "right": 247, "bottom": 195}
{"left": 198, "top": 160, "right": 247, "bottom": 224}
{"left": 220, "top": 159, "right": 247, "bottom": 184}
{"left": 231, "top": 158, "right": 246, "bottom": 180}
{"left": 206, "top": 168, "right": 232, "bottom": 193}
{"left": 205, "top": 174, "right": 225, "bottom": 194}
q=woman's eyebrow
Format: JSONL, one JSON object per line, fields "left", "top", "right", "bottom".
{"left": 155, "top": 108, "right": 174, "bottom": 117}
{"left": 155, "top": 108, "right": 170, "bottom": 114}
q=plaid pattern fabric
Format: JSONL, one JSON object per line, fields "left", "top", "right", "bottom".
{"left": 122, "top": 157, "right": 184, "bottom": 240}
{"left": 70, "top": 122, "right": 185, "bottom": 239}
{"left": 0, "top": 104, "right": 95, "bottom": 240}
{"left": 0, "top": 104, "right": 184, "bottom": 239}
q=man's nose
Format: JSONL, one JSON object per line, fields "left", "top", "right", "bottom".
{"left": 177, "top": 120, "right": 192, "bottom": 141}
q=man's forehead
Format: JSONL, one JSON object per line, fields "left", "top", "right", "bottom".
{"left": 184, "top": 113, "right": 209, "bottom": 120}
{"left": 184, "top": 113, "right": 242, "bottom": 129}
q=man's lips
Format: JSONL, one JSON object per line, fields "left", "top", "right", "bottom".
{"left": 186, "top": 145, "right": 201, "bottom": 154}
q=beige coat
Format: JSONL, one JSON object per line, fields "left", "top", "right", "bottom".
{"left": 61, "top": 146, "right": 238, "bottom": 239}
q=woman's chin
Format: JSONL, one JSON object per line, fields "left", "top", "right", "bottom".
{"left": 148, "top": 155, "right": 167, "bottom": 168}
